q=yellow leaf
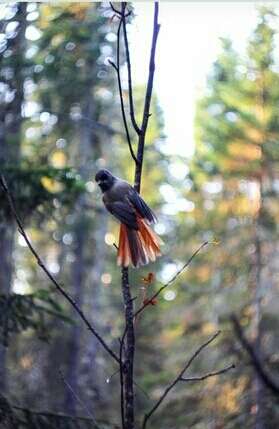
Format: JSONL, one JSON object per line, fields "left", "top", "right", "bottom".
{"left": 41, "top": 177, "right": 64, "bottom": 193}
{"left": 51, "top": 150, "right": 66, "bottom": 168}
{"left": 201, "top": 322, "right": 217, "bottom": 335}
{"left": 211, "top": 237, "right": 220, "bottom": 245}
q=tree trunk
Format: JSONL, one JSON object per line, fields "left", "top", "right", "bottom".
{"left": 64, "top": 92, "right": 94, "bottom": 414}
{"left": 252, "top": 175, "right": 266, "bottom": 429}
{"left": 81, "top": 210, "right": 108, "bottom": 413}
{"left": 121, "top": 268, "right": 135, "bottom": 429}
{"left": 64, "top": 218, "right": 87, "bottom": 414}
{"left": 253, "top": 232, "right": 265, "bottom": 429}
{"left": 253, "top": 73, "right": 268, "bottom": 429}
{"left": 63, "top": 87, "right": 109, "bottom": 415}
{"left": 0, "top": 2, "right": 27, "bottom": 392}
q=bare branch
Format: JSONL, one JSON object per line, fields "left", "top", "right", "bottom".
{"left": 134, "top": 2, "right": 160, "bottom": 193}
{"left": 109, "top": 2, "right": 132, "bottom": 18}
{"left": 134, "top": 241, "right": 209, "bottom": 319}
{"left": 231, "top": 315, "right": 279, "bottom": 396}
{"left": 109, "top": 15, "right": 138, "bottom": 164}
{"left": 121, "top": 267, "right": 135, "bottom": 428}
{"left": 119, "top": 338, "right": 125, "bottom": 429}
{"left": 142, "top": 331, "right": 223, "bottom": 429}
{"left": 112, "top": 4, "right": 160, "bottom": 428}
{"left": 181, "top": 363, "right": 235, "bottom": 382}
{"left": 0, "top": 174, "right": 120, "bottom": 365}
{"left": 108, "top": 59, "right": 118, "bottom": 71}
{"left": 121, "top": 3, "right": 141, "bottom": 135}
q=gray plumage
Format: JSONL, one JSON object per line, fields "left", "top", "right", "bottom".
{"left": 95, "top": 169, "right": 160, "bottom": 267}
{"left": 95, "top": 169, "right": 156, "bottom": 230}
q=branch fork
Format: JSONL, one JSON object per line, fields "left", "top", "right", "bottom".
{"left": 142, "top": 331, "right": 235, "bottom": 429}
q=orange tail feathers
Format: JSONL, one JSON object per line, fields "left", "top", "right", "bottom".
{"left": 117, "top": 218, "right": 162, "bottom": 268}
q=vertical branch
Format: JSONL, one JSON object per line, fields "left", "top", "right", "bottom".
{"left": 0, "top": 2, "right": 28, "bottom": 392}
{"left": 121, "top": 267, "right": 135, "bottom": 429}
{"left": 134, "top": 2, "right": 160, "bottom": 193}
{"left": 121, "top": 3, "right": 141, "bottom": 136}
{"left": 109, "top": 16, "right": 138, "bottom": 164}
{"left": 111, "top": 3, "right": 160, "bottom": 428}
{"left": 119, "top": 338, "right": 125, "bottom": 428}
{"left": 252, "top": 70, "right": 266, "bottom": 429}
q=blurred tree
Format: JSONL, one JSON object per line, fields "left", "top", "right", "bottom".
{"left": 2, "top": 1, "right": 175, "bottom": 426}
{"left": 0, "top": 2, "right": 27, "bottom": 392}
{"left": 5, "top": 2, "right": 277, "bottom": 428}
{"left": 0, "top": 2, "right": 84, "bottom": 399}
{"left": 171, "top": 6, "right": 279, "bottom": 428}
{"left": 12, "top": 3, "right": 172, "bottom": 422}
{"left": 27, "top": 2, "right": 121, "bottom": 416}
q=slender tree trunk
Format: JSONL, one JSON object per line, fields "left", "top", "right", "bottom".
{"left": 0, "top": 225, "right": 15, "bottom": 390}
{"left": 253, "top": 232, "right": 265, "bottom": 429}
{"left": 118, "top": 5, "right": 160, "bottom": 427}
{"left": 121, "top": 268, "right": 135, "bottom": 429}
{"left": 81, "top": 211, "right": 108, "bottom": 412}
{"left": 64, "top": 92, "right": 95, "bottom": 414}
{"left": 254, "top": 73, "right": 267, "bottom": 429}
{"left": 64, "top": 219, "right": 87, "bottom": 414}
{"left": 0, "top": 3, "right": 27, "bottom": 392}
{"left": 253, "top": 178, "right": 268, "bottom": 429}
{"left": 64, "top": 85, "right": 110, "bottom": 415}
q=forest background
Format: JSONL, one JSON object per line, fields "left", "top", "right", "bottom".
{"left": 0, "top": 2, "right": 278, "bottom": 428}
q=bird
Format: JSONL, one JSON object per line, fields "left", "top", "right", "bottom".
{"left": 95, "top": 169, "right": 162, "bottom": 268}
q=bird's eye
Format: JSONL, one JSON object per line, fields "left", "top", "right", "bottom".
{"left": 101, "top": 174, "right": 108, "bottom": 180}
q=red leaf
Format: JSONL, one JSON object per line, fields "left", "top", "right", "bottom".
{"left": 143, "top": 297, "right": 158, "bottom": 306}
{"left": 141, "top": 272, "right": 155, "bottom": 285}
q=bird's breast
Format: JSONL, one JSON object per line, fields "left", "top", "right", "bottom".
{"left": 103, "top": 181, "right": 131, "bottom": 203}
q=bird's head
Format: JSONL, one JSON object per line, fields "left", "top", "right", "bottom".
{"left": 95, "top": 169, "right": 115, "bottom": 193}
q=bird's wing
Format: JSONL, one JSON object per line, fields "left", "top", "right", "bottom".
{"left": 127, "top": 189, "right": 157, "bottom": 224}
{"left": 104, "top": 200, "right": 138, "bottom": 230}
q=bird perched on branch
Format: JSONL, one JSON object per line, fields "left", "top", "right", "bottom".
{"left": 95, "top": 169, "right": 162, "bottom": 268}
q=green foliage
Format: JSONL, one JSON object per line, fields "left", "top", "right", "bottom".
{"left": 0, "top": 292, "right": 72, "bottom": 347}
{"left": 31, "top": 3, "right": 116, "bottom": 142}
{"left": 0, "top": 167, "right": 85, "bottom": 221}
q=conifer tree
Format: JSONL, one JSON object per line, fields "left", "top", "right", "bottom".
{"left": 174, "top": 7, "right": 279, "bottom": 427}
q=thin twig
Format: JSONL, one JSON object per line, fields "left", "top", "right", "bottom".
{"left": 134, "top": 2, "right": 160, "bottom": 193}
{"left": 59, "top": 369, "right": 100, "bottom": 427}
{"left": 134, "top": 241, "right": 209, "bottom": 319}
{"left": 142, "top": 331, "right": 222, "bottom": 429}
{"left": 119, "top": 217, "right": 208, "bottom": 423}
{"left": 109, "top": 15, "right": 138, "bottom": 164}
{"left": 232, "top": 315, "right": 279, "bottom": 396}
{"left": 121, "top": 2, "right": 141, "bottom": 135}
{"left": 0, "top": 175, "right": 120, "bottom": 365}
{"left": 106, "top": 368, "right": 120, "bottom": 384}
{"left": 109, "top": 2, "right": 132, "bottom": 18}
{"left": 181, "top": 363, "right": 235, "bottom": 382}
